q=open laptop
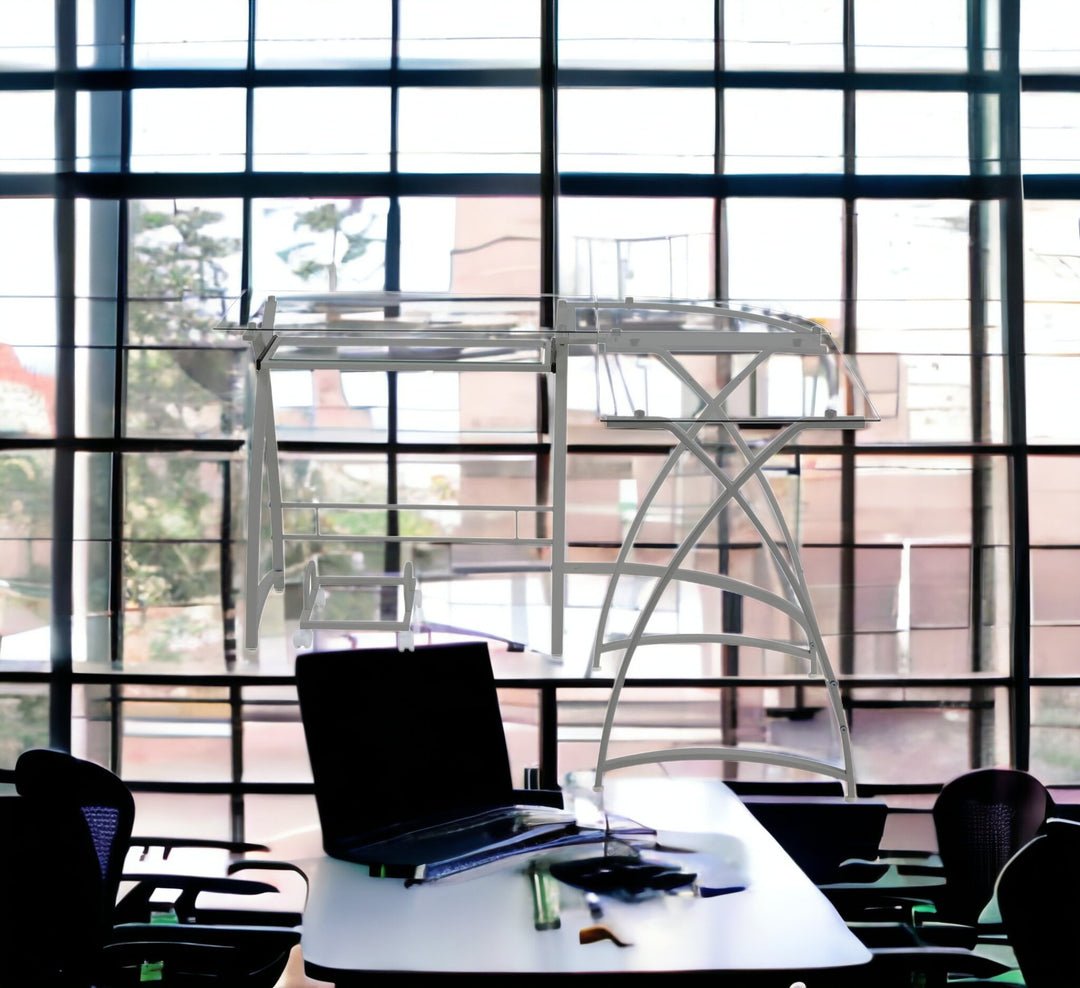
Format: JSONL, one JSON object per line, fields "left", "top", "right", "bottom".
{"left": 297, "top": 642, "right": 638, "bottom": 882}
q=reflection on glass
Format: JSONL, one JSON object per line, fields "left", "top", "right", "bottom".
{"left": 400, "top": 197, "right": 541, "bottom": 293}
{"left": 252, "top": 198, "right": 388, "bottom": 294}
{"left": 855, "top": 454, "right": 972, "bottom": 544}
{"left": 398, "top": 89, "right": 540, "bottom": 173}
{"left": 559, "top": 89, "right": 714, "bottom": 173}
{"left": 723, "top": 0, "right": 842, "bottom": 70}
{"left": 255, "top": 0, "right": 391, "bottom": 68}
{"left": 724, "top": 91, "right": 843, "bottom": 174}
{"left": 132, "top": 0, "right": 248, "bottom": 67}
{"left": 400, "top": 0, "right": 539, "bottom": 67}
{"left": 0, "top": 348, "right": 55, "bottom": 437}
{"left": 854, "top": 0, "right": 967, "bottom": 70}
{"left": 558, "top": 0, "right": 713, "bottom": 69}
{"left": 253, "top": 88, "right": 391, "bottom": 172}
{"left": 557, "top": 197, "right": 714, "bottom": 297}
{"left": 857, "top": 92, "right": 969, "bottom": 175}
{"left": 0, "top": 91, "right": 54, "bottom": 172}
{"left": 131, "top": 89, "right": 246, "bottom": 172}
{"left": 1029, "top": 458, "right": 1080, "bottom": 546}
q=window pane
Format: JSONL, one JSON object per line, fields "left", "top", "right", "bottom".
{"left": 127, "top": 199, "right": 244, "bottom": 345}
{"left": 133, "top": 0, "right": 248, "bottom": 67}
{"left": 255, "top": 0, "right": 391, "bottom": 68}
{"left": 725, "top": 198, "right": 843, "bottom": 321}
{"left": 854, "top": 0, "right": 967, "bottom": 70}
{"left": 1022, "top": 94, "right": 1080, "bottom": 174}
{"left": 0, "top": 450, "right": 53, "bottom": 658}
{"left": 559, "top": 0, "right": 714, "bottom": 69}
{"left": 558, "top": 197, "right": 714, "bottom": 298}
{"left": 0, "top": 685, "right": 49, "bottom": 767}
{"left": 1020, "top": 1, "right": 1080, "bottom": 72}
{"left": 1031, "top": 687, "right": 1080, "bottom": 783}
{"left": 724, "top": 91, "right": 842, "bottom": 174}
{"left": 723, "top": 0, "right": 842, "bottom": 71}
{"left": 855, "top": 455, "right": 973, "bottom": 544}
{"left": 400, "top": 0, "right": 539, "bottom": 67}
{"left": 77, "top": 0, "right": 125, "bottom": 68}
{"left": 0, "top": 346, "right": 55, "bottom": 437}
{"left": 131, "top": 89, "right": 247, "bottom": 172}
{"left": 0, "top": 0, "right": 54, "bottom": 69}
{"left": 398, "top": 89, "right": 540, "bottom": 173}
{"left": 0, "top": 91, "right": 53, "bottom": 171}
{"left": 400, "top": 197, "right": 541, "bottom": 294}
{"left": 1029, "top": 458, "right": 1080, "bottom": 546}
{"left": 857, "top": 92, "right": 969, "bottom": 175}
{"left": 253, "top": 88, "right": 391, "bottom": 172}
{"left": 1025, "top": 201, "right": 1080, "bottom": 355}
{"left": 856, "top": 200, "right": 971, "bottom": 343}
{"left": 252, "top": 198, "right": 389, "bottom": 294}
{"left": 76, "top": 90, "right": 123, "bottom": 172}
{"left": 559, "top": 89, "right": 714, "bottom": 173}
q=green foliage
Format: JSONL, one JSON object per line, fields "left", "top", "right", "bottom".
{"left": 276, "top": 200, "right": 381, "bottom": 291}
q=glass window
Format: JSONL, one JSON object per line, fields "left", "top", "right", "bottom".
{"left": 0, "top": 91, "right": 54, "bottom": 172}
{"left": 1020, "top": 1, "right": 1080, "bottom": 72}
{"left": 724, "top": 90, "right": 843, "bottom": 174}
{"left": 253, "top": 88, "right": 392, "bottom": 172}
{"left": 854, "top": 0, "right": 968, "bottom": 70}
{"left": 1023, "top": 94, "right": 1080, "bottom": 175}
{"left": 0, "top": 0, "right": 55, "bottom": 70}
{"left": 130, "top": 89, "right": 247, "bottom": 172}
{"left": 725, "top": 198, "right": 843, "bottom": 320}
{"left": 255, "top": 0, "right": 391, "bottom": 68}
{"left": 252, "top": 197, "right": 389, "bottom": 294}
{"left": 132, "top": 0, "right": 249, "bottom": 68}
{"left": 558, "top": 197, "right": 714, "bottom": 298}
{"left": 398, "top": 88, "right": 541, "bottom": 173}
{"left": 400, "top": 197, "right": 541, "bottom": 294}
{"left": 559, "top": 89, "right": 715, "bottom": 174}
{"left": 399, "top": 0, "right": 540, "bottom": 67}
{"left": 857, "top": 92, "right": 969, "bottom": 175}
{"left": 559, "top": 0, "right": 714, "bottom": 69}
{"left": 723, "top": 0, "right": 843, "bottom": 71}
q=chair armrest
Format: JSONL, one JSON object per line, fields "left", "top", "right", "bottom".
{"left": 129, "top": 836, "right": 270, "bottom": 861}
{"left": 116, "top": 873, "right": 282, "bottom": 925}
{"left": 227, "top": 860, "right": 310, "bottom": 908}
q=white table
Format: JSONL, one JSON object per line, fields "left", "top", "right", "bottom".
{"left": 294, "top": 778, "right": 872, "bottom": 984}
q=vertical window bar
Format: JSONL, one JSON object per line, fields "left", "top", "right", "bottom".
{"left": 998, "top": 0, "right": 1030, "bottom": 770}
{"left": 50, "top": 0, "right": 78, "bottom": 751}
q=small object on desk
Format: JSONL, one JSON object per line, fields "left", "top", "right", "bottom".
{"left": 579, "top": 925, "right": 633, "bottom": 947}
{"left": 528, "top": 861, "right": 561, "bottom": 931}
{"left": 549, "top": 853, "right": 696, "bottom": 900}
{"left": 585, "top": 891, "right": 603, "bottom": 919}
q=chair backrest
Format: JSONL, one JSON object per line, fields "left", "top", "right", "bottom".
{"left": 995, "top": 817, "right": 1080, "bottom": 988}
{"left": 931, "top": 766, "right": 1053, "bottom": 924}
{"left": 1, "top": 747, "right": 135, "bottom": 980}
{"left": 296, "top": 641, "right": 518, "bottom": 858}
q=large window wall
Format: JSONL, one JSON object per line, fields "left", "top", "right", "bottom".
{"left": 2, "top": 0, "right": 1079, "bottom": 838}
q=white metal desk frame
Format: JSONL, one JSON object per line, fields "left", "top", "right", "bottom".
{"left": 240, "top": 294, "right": 876, "bottom": 797}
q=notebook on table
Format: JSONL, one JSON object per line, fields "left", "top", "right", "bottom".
{"left": 296, "top": 641, "right": 653, "bottom": 883}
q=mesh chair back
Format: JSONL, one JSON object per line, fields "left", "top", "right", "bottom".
{"left": 932, "top": 767, "right": 1053, "bottom": 924}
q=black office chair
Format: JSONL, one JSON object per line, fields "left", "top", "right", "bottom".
{"left": 823, "top": 767, "right": 1054, "bottom": 941}
{"left": 0, "top": 747, "right": 304, "bottom": 986}
{"left": 991, "top": 816, "right": 1080, "bottom": 987}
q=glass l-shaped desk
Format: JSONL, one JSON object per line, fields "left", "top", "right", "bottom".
{"left": 230, "top": 293, "right": 878, "bottom": 797}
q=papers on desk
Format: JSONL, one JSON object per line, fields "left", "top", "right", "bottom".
{"left": 341, "top": 804, "right": 656, "bottom": 884}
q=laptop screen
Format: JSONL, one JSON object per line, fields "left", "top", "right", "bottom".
{"left": 296, "top": 641, "right": 518, "bottom": 856}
